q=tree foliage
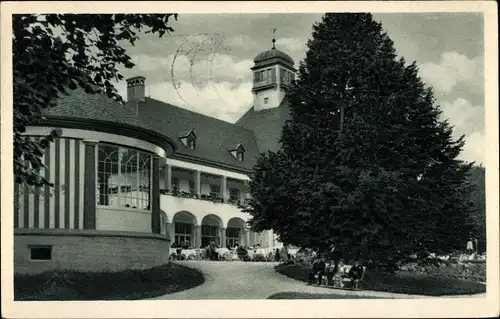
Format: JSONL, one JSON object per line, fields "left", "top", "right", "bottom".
{"left": 13, "top": 13, "right": 178, "bottom": 186}
{"left": 467, "top": 165, "right": 486, "bottom": 252}
{"left": 245, "top": 13, "right": 475, "bottom": 270}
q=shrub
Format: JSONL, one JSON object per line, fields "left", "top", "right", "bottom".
{"left": 237, "top": 247, "right": 248, "bottom": 259}
{"left": 251, "top": 254, "right": 266, "bottom": 262}
{"left": 275, "top": 263, "right": 485, "bottom": 296}
{"left": 15, "top": 263, "right": 204, "bottom": 301}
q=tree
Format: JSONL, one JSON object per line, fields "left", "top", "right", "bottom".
{"left": 13, "top": 13, "right": 178, "bottom": 187}
{"left": 245, "top": 13, "right": 475, "bottom": 270}
{"left": 467, "top": 165, "right": 486, "bottom": 252}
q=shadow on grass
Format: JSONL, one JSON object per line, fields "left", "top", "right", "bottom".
{"left": 268, "top": 292, "right": 388, "bottom": 299}
{"left": 15, "top": 263, "right": 204, "bottom": 301}
{"left": 275, "top": 263, "right": 485, "bottom": 296}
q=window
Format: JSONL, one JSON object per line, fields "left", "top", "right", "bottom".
{"left": 264, "top": 97, "right": 269, "bottom": 104}
{"left": 172, "top": 178, "right": 179, "bottom": 189}
{"left": 237, "top": 151, "right": 244, "bottom": 162}
{"left": 229, "top": 188, "right": 240, "bottom": 202}
{"left": 187, "top": 138, "right": 196, "bottom": 150}
{"left": 210, "top": 184, "right": 220, "bottom": 198}
{"left": 189, "top": 180, "right": 195, "bottom": 194}
{"left": 267, "top": 69, "right": 272, "bottom": 82}
{"left": 201, "top": 225, "right": 219, "bottom": 247}
{"left": 97, "top": 143, "right": 151, "bottom": 210}
{"left": 254, "top": 70, "right": 268, "bottom": 83}
{"left": 226, "top": 228, "right": 240, "bottom": 248}
{"left": 30, "top": 246, "right": 52, "bottom": 261}
{"left": 280, "top": 68, "right": 294, "bottom": 86}
{"left": 174, "top": 222, "right": 192, "bottom": 246}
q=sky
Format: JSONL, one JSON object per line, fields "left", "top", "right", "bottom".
{"left": 115, "top": 13, "right": 484, "bottom": 164}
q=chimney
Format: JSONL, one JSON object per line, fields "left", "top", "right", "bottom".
{"left": 126, "top": 76, "right": 146, "bottom": 102}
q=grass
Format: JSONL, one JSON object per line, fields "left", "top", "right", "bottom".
{"left": 268, "top": 292, "right": 387, "bottom": 299}
{"left": 15, "top": 263, "right": 204, "bottom": 301}
{"left": 275, "top": 263, "right": 486, "bottom": 296}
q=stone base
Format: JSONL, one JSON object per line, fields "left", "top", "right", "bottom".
{"left": 14, "top": 228, "right": 170, "bottom": 275}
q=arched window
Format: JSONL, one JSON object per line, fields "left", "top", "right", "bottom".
{"left": 97, "top": 143, "right": 152, "bottom": 210}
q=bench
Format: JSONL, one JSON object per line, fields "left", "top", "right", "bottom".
{"left": 314, "top": 265, "right": 366, "bottom": 290}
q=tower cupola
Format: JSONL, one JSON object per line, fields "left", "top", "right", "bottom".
{"left": 251, "top": 34, "right": 297, "bottom": 111}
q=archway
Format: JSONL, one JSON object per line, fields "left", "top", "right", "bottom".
{"left": 172, "top": 211, "right": 197, "bottom": 247}
{"left": 226, "top": 217, "right": 245, "bottom": 248}
{"left": 201, "top": 214, "right": 223, "bottom": 248}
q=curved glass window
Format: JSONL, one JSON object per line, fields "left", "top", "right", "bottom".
{"left": 97, "top": 143, "right": 152, "bottom": 210}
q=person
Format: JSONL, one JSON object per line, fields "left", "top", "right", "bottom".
{"left": 309, "top": 254, "right": 326, "bottom": 285}
{"left": 176, "top": 241, "right": 184, "bottom": 257}
{"left": 280, "top": 245, "right": 289, "bottom": 263}
{"left": 466, "top": 238, "right": 474, "bottom": 254}
{"left": 275, "top": 248, "right": 280, "bottom": 262}
{"left": 208, "top": 241, "right": 218, "bottom": 260}
{"left": 326, "top": 244, "right": 342, "bottom": 273}
{"left": 347, "top": 259, "right": 364, "bottom": 289}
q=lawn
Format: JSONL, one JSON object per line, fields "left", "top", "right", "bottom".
{"left": 15, "top": 263, "right": 204, "bottom": 301}
{"left": 275, "top": 262, "right": 486, "bottom": 296}
{"left": 268, "top": 292, "right": 387, "bottom": 299}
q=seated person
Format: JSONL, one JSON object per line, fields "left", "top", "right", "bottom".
{"left": 176, "top": 241, "right": 184, "bottom": 256}
{"left": 308, "top": 255, "right": 326, "bottom": 285}
{"left": 325, "top": 263, "right": 337, "bottom": 285}
{"left": 347, "top": 259, "right": 364, "bottom": 287}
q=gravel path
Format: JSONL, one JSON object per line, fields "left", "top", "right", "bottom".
{"left": 150, "top": 261, "right": 486, "bottom": 300}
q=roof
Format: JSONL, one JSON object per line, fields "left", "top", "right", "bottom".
{"left": 254, "top": 47, "right": 294, "bottom": 65}
{"left": 235, "top": 99, "right": 291, "bottom": 153}
{"left": 42, "top": 89, "right": 260, "bottom": 172}
{"left": 41, "top": 87, "right": 298, "bottom": 172}
{"left": 125, "top": 97, "right": 259, "bottom": 171}
{"left": 43, "top": 90, "right": 141, "bottom": 127}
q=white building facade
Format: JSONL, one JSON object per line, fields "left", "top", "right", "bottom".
{"left": 14, "top": 42, "right": 294, "bottom": 273}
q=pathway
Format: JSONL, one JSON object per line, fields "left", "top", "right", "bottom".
{"left": 151, "top": 261, "right": 486, "bottom": 300}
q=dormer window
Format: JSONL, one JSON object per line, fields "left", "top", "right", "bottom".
{"left": 228, "top": 144, "right": 245, "bottom": 162}
{"left": 188, "top": 138, "right": 196, "bottom": 150}
{"left": 237, "top": 151, "right": 244, "bottom": 162}
{"left": 178, "top": 130, "right": 197, "bottom": 150}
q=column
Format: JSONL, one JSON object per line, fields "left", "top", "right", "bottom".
{"left": 194, "top": 225, "right": 201, "bottom": 248}
{"left": 220, "top": 227, "right": 226, "bottom": 248}
{"left": 151, "top": 156, "right": 161, "bottom": 234}
{"left": 220, "top": 176, "right": 228, "bottom": 202}
{"left": 83, "top": 141, "right": 97, "bottom": 229}
{"left": 169, "top": 222, "right": 175, "bottom": 245}
{"left": 194, "top": 170, "right": 201, "bottom": 197}
{"left": 245, "top": 229, "right": 250, "bottom": 247}
{"left": 164, "top": 164, "right": 172, "bottom": 191}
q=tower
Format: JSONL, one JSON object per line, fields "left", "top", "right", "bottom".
{"left": 251, "top": 33, "right": 296, "bottom": 111}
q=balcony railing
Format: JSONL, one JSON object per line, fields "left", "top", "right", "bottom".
{"left": 160, "top": 188, "right": 249, "bottom": 209}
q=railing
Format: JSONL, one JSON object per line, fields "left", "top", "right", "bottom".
{"left": 160, "top": 188, "right": 249, "bottom": 209}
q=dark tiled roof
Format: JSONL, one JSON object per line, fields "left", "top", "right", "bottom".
{"left": 235, "top": 99, "right": 291, "bottom": 153}
{"left": 126, "top": 97, "right": 259, "bottom": 171}
{"left": 44, "top": 90, "right": 141, "bottom": 127}
{"left": 42, "top": 89, "right": 291, "bottom": 172}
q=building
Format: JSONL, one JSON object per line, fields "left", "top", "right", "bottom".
{"left": 13, "top": 41, "right": 295, "bottom": 274}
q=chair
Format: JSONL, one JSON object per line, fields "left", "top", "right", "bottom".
{"left": 342, "top": 266, "right": 366, "bottom": 290}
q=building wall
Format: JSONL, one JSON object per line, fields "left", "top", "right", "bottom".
{"left": 14, "top": 136, "right": 86, "bottom": 230}
{"left": 161, "top": 195, "right": 249, "bottom": 227}
{"left": 17, "top": 129, "right": 165, "bottom": 234}
{"left": 14, "top": 229, "right": 170, "bottom": 275}
{"left": 96, "top": 206, "right": 152, "bottom": 233}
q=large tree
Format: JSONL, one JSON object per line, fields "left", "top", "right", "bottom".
{"left": 245, "top": 13, "right": 475, "bottom": 270}
{"left": 467, "top": 165, "right": 486, "bottom": 252}
{"left": 13, "top": 14, "right": 178, "bottom": 187}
